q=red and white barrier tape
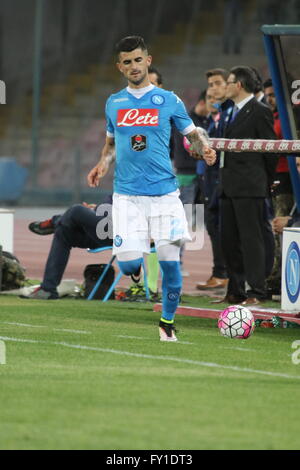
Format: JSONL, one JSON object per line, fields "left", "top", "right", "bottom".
{"left": 209, "top": 138, "right": 300, "bottom": 153}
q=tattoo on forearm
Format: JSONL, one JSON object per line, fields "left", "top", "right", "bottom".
{"left": 106, "top": 151, "right": 116, "bottom": 164}
{"left": 186, "top": 131, "right": 204, "bottom": 156}
{"left": 187, "top": 131, "right": 200, "bottom": 144}
{"left": 102, "top": 143, "right": 116, "bottom": 165}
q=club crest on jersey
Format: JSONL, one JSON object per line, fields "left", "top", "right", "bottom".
{"left": 117, "top": 109, "right": 159, "bottom": 127}
{"left": 131, "top": 134, "right": 147, "bottom": 152}
{"left": 114, "top": 235, "right": 123, "bottom": 247}
{"left": 151, "top": 94, "right": 165, "bottom": 105}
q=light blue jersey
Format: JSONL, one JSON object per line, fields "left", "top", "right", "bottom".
{"left": 106, "top": 86, "right": 195, "bottom": 196}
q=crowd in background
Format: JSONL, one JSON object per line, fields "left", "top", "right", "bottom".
{"left": 172, "top": 64, "right": 298, "bottom": 304}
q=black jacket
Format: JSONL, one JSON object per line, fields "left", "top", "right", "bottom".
{"left": 219, "top": 97, "right": 278, "bottom": 198}
{"left": 170, "top": 111, "right": 210, "bottom": 174}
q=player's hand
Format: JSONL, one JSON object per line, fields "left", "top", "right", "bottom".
{"left": 87, "top": 161, "right": 109, "bottom": 187}
{"left": 203, "top": 146, "right": 216, "bottom": 166}
{"left": 272, "top": 216, "right": 291, "bottom": 233}
{"left": 187, "top": 127, "right": 215, "bottom": 164}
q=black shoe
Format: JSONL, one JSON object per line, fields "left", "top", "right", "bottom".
{"left": 28, "top": 219, "right": 55, "bottom": 235}
{"left": 150, "top": 290, "right": 162, "bottom": 302}
{"left": 266, "top": 284, "right": 281, "bottom": 296}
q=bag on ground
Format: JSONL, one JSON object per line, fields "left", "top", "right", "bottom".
{"left": 83, "top": 263, "right": 115, "bottom": 300}
{"left": 1, "top": 251, "right": 26, "bottom": 290}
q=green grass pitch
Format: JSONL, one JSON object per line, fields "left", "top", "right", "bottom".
{"left": 0, "top": 295, "right": 299, "bottom": 450}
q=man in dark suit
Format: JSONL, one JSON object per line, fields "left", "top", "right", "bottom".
{"left": 217, "top": 66, "right": 278, "bottom": 305}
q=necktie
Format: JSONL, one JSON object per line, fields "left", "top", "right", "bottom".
{"left": 230, "top": 105, "right": 239, "bottom": 123}
{"left": 220, "top": 106, "right": 239, "bottom": 168}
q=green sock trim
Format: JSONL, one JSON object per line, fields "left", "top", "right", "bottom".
{"left": 147, "top": 252, "right": 159, "bottom": 293}
{"left": 160, "top": 317, "right": 174, "bottom": 324}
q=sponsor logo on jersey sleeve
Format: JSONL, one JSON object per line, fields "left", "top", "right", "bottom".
{"left": 117, "top": 109, "right": 159, "bottom": 127}
{"left": 173, "top": 93, "right": 182, "bottom": 104}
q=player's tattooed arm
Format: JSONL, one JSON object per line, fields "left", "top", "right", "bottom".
{"left": 186, "top": 128, "right": 216, "bottom": 166}
{"left": 87, "top": 136, "right": 115, "bottom": 187}
{"left": 103, "top": 138, "right": 116, "bottom": 165}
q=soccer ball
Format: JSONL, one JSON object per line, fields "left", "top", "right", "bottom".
{"left": 218, "top": 305, "right": 255, "bottom": 339}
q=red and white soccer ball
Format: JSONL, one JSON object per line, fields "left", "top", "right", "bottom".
{"left": 218, "top": 305, "right": 255, "bottom": 339}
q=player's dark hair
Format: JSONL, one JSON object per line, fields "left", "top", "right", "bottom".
{"left": 230, "top": 66, "right": 256, "bottom": 93}
{"left": 206, "top": 68, "right": 229, "bottom": 81}
{"left": 250, "top": 67, "right": 263, "bottom": 93}
{"left": 148, "top": 66, "right": 163, "bottom": 85}
{"left": 116, "top": 36, "right": 148, "bottom": 56}
{"left": 263, "top": 78, "right": 273, "bottom": 89}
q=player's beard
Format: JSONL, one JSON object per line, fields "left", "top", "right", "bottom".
{"left": 128, "top": 70, "right": 147, "bottom": 87}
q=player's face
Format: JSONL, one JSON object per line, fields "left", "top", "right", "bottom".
{"left": 264, "top": 86, "right": 277, "bottom": 112}
{"left": 225, "top": 73, "right": 239, "bottom": 100}
{"left": 117, "top": 48, "right": 152, "bottom": 87}
{"left": 206, "top": 91, "right": 219, "bottom": 114}
{"left": 207, "top": 74, "right": 227, "bottom": 101}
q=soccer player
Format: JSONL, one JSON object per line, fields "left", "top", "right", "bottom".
{"left": 87, "top": 36, "right": 216, "bottom": 341}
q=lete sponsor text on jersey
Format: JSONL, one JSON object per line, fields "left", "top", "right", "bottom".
{"left": 117, "top": 109, "right": 159, "bottom": 127}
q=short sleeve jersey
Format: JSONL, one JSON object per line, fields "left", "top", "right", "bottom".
{"left": 105, "top": 86, "right": 195, "bottom": 196}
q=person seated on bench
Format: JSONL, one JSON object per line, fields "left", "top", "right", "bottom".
{"left": 25, "top": 199, "right": 161, "bottom": 300}
{"left": 24, "top": 200, "right": 113, "bottom": 299}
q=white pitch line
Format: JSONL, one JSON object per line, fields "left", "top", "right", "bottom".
{"left": 114, "top": 335, "right": 194, "bottom": 345}
{"left": 1, "top": 321, "right": 45, "bottom": 328}
{"left": 0, "top": 321, "right": 90, "bottom": 335}
{"left": 114, "top": 335, "right": 152, "bottom": 340}
{"left": 53, "top": 329, "right": 91, "bottom": 335}
{"left": 0, "top": 336, "right": 41, "bottom": 344}
{"left": 174, "top": 340, "right": 194, "bottom": 345}
{"left": 221, "top": 346, "right": 256, "bottom": 352}
{"left": 0, "top": 335, "right": 299, "bottom": 380}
